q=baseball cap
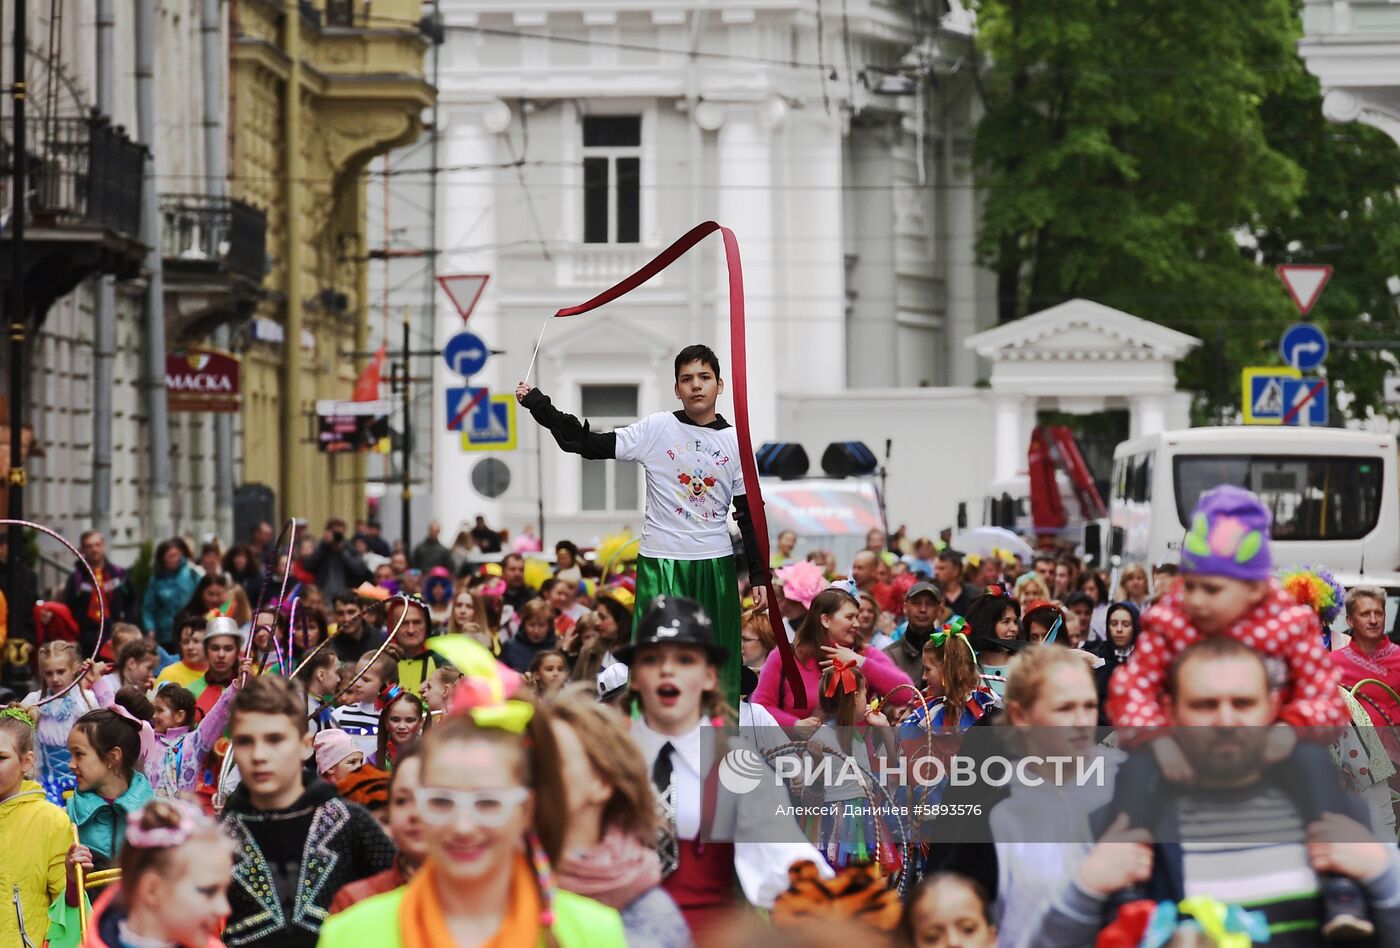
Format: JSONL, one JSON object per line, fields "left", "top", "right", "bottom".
{"left": 596, "top": 662, "right": 630, "bottom": 702}
{"left": 905, "top": 580, "right": 942, "bottom": 602}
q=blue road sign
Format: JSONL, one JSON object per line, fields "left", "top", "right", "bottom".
{"left": 442, "top": 330, "right": 489, "bottom": 378}
{"left": 1280, "top": 322, "right": 1328, "bottom": 371}
{"left": 445, "top": 386, "right": 488, "bottom": 432}
{"left": 1281, "top": 377, "right": 1328, "bottom": 426}
{"left": 461, "top": 395, "right": 516, "bottom": 451}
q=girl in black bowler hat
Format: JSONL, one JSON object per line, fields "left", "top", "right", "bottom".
{"left": 619, "top": 595, "right": 829, "bottom": 943}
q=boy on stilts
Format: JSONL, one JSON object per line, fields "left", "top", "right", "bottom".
{"left": 516, "top": 344, "right": 768, "bottom": 704}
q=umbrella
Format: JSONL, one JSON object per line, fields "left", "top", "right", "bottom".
{"left": 949, "top": 526, "right": 1036, "bottom": 564}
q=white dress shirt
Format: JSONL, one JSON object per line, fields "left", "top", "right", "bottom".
{"left": 632, "top": 715, "right": 832, "bottom": 908}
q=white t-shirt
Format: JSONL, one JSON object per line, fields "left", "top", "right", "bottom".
{"left": 614, "top": 411, "right": 745, "bottom": 561}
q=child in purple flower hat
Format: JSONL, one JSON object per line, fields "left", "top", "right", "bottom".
{"left": 1104, "top": 485, "right": 1364, "bottom": 938}
{"left": 1108, "top": 484, "right": 1346, "bottom": 736}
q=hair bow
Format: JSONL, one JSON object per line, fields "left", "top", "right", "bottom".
{"left": 375, "top": 682, "right": 404, "bottom": 712}
{"left": 985, "top": 584, "right": 1007, "bottom": 599}
{"left": 824, "top": 658, "right": 859, "bottom": 698}
{"left": 930, "top": 617, "right": 978, "bottom": 663}
{"left": 828, "top": 576, "right": 860, "bottom": 604}
{"left": 108, "top": 703, "right": 159, "bottom": 769}
{"left": 126, "top": 799, "right": 202, "bottom": 849}
{"left": 426, "top": 635, "right": 535, "bottom": 734}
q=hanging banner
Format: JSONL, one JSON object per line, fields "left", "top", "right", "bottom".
{"left": 316, "top": 400, "right": 391, "bottom": 453}
{"left": 166, "top": 347, "right": 241, "bottom": 412}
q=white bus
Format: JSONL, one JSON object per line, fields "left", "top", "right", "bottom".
{"left": 1105, "top": 427, "right": 1399, "bottom": 575}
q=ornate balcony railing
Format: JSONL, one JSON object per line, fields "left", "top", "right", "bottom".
{"left": 0, "top": 113, "right": 144, "bottom": 236}
{"left": 160, "top": 194, "right": 267, "bottom": 284}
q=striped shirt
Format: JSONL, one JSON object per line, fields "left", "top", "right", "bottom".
{"left": 330, "top": 701, "right": 380, "bottom": 756}
{"left": 1177, "top": 786, "right": 1321, "bottom": 943}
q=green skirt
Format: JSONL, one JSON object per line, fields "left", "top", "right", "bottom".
{"left": 633, "top": 553, "right": 743, "bottom": 706}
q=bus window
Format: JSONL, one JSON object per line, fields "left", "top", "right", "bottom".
{"left": 1173, "top": 455, "right": 1384, "bottom": 541}
{"left": 1130, "top": 453, "right": 1151, "bottom": 503}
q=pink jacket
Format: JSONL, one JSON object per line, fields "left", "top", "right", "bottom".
{"left": 752, "top": 645, "right": 912, "bottom": 726}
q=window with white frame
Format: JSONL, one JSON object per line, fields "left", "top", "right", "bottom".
{"left": 580, "top": 384, "right": 640, "bottom": 512}
{"left": 581, "top": 116, "right": 641, "bottom": 244}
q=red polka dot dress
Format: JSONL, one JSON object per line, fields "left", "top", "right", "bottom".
{"left": 1107, "top": 582, "right": 1346, "bottom": 742}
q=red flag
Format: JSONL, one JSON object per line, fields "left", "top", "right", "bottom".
{"left": 352, "top": 345, "right": 385, "bottom": 401}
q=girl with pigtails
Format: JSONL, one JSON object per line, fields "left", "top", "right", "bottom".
{"left": 22, "top": 641, "right": 117, "bottom": 806}
{"left": 319, "top": 636, "right": 626, "bottom": 947}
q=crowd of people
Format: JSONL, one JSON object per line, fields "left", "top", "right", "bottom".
{"left": 0, "top": 346, "right": 1398, "bottom": 947}
{"left": 0, "top": 492, "right": 1393, "bottom": 947}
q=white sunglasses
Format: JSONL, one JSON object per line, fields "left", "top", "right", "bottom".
{"left": 412, "top": 786, "right": 530, "bottom": 828}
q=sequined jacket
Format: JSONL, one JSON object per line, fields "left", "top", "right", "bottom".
{"left": 220, "top": 777, "right": 396, "bottom": 947}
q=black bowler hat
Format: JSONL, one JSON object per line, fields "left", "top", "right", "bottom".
{"left": 614, "top": 595, "right": 729, "bottom": 665}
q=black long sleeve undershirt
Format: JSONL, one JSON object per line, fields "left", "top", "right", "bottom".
{"left": 732, "top": 494, "right": 771, "bottom": 588}
{"left": 522, "top": 385, "right": 770, "bottom": 585}
{"left": 520, "top": 387, "right": 617, "bottom": 460}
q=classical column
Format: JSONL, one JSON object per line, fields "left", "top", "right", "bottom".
{"left": 846, "top": 119, "right": 898, "bottom": 389}
{"left": 431, "top": 102, "right": 511, "bottom": 536}
{"left": 703, "top": 102, "right": 778, "bottom": 440}
{"left": 1130, "top": 394, "right": 1165, "bottom": 439}
{"left": 995, "top": 395, "right": 1023, "bottom": 481}
{"left": 944, "top": 135, "right": 980, "bottom": 387}
{"left": 783, "top": 113, "right": 845, "bottom": 396}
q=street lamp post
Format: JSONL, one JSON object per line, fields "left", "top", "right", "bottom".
{"left": 7, "top": 0, "right": 28, "bottom": 596}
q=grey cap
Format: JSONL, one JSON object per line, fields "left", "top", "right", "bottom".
{"left": 905, "top": 580, "right": 943, "bottom": 602}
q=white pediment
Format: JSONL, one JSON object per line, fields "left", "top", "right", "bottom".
{"left": 540, "top": 311, "right": 674, "bottom": 362}
{"left": 964, "top": 298, "right": 1201, "bottom": 363}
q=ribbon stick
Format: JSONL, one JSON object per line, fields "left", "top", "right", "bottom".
{"left": 523, "top": 313, "right": 550, "bottom": 383}
{"left": 550, "top": 221, "right": 806, "bottom": 705}
{"left": 247, "top": 519, "right": 298, "bottom": 683}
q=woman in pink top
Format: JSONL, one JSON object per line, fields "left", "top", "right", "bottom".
{"left": 752, "top": 584, "right": 912, "bottom": 727}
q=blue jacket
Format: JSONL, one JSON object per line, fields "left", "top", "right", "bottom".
{"left": 67, "top": 772, "right": 154, "bottom": 864}
{"left": 142, "top": 559, "right": 199, "bottom": 645}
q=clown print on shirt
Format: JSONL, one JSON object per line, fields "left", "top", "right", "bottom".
{"left": 613, "top": 410, "right": 745, "bottom": 561}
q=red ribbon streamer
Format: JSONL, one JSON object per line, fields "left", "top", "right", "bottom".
{"left": 553, "top": 221, "right": 807, "bottom": 706}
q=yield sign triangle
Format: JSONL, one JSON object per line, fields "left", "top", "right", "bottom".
{"left": 437, "top": 274, "right": 491, "bottom": 323}
{"left": 1276, "top": 264, "right": 1332, "bottom": 314}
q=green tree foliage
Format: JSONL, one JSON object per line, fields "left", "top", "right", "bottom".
{"left": 969, "top": 0, "right": 1400, "bottom": 420}
{"left": 1253, "top": 66, "right": 1400, "bottom": 418}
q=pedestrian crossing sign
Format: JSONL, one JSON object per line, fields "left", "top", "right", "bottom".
{"left": 460, "top": 393, "right": 517, "bottom": 452}
{"left": 1242, "top": 366, "right": 1300, "bottom": 425}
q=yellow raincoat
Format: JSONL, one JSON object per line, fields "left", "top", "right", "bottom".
{"left": 0, "top": 779, "right": 70, "bottom": 947}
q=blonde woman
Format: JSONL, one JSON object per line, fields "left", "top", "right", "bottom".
{"left": 990, "top": 646, "right": 1123, "bottom": 948}
{"left": 549, "top": 686, "right": 690, "bottom": 948}
{"left": 1014, "top": 573, "right": 1049, "bottom": 610}
{"left": 1115, "top": 562, "right": 1150, "bottom": 610}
